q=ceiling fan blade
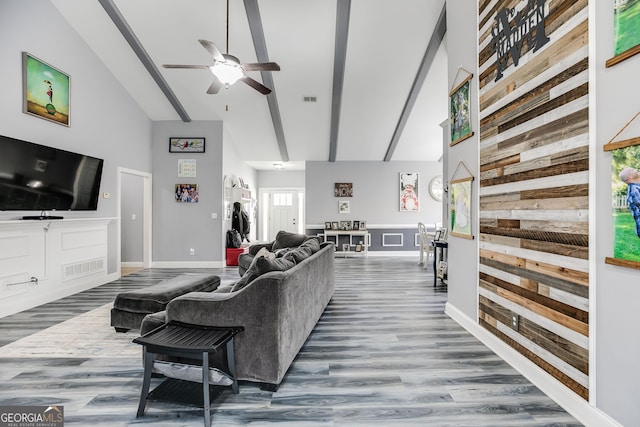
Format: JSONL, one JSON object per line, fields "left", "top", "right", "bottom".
{"left": 240, "top": 76, "right": 272, "bottom": 95}
{"left": 242, "top": 62, "right": 281, "bottom": 72}
{"left": 163, "top": 64, "right": 211, "bottom": 69}
{"left": 198, "top": 39, "right": 225, "bottom": 62}
{"left": 207, "top": 77, "right": 223, "bottom": 94}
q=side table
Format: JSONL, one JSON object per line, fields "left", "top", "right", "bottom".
{"left": 133, "top": 322, "right": 243, "bottom": 427}
{"left": 432, "top": 240, "right": 448, "bottom": 286}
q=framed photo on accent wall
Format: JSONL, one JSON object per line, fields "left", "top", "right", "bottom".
{"left": 175, "top": 184, "right": 199, "bottom": 203}
{"left": 339, "top": 200, "right": 350, "bottom": 214}
{"left": 22, "top": 52, "right": 70, "bottom": 126}
{"left": 169, "top": 138, "right": 205, "bottom": 153}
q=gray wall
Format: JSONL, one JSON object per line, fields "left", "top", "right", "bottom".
{"left": 121, "top": 173, "right": 144, "bottom": 263}
{"left": 594, "top": 1, "right": 640, "bottom": 425}
{"left": 0, "top": 0, "right": 152, "bottom": 273}
{"left": 152, "top": 121, "right": 224, "bottom": 263}
{"left": 306, "top": 161, "right": 442, "bottom": 226}
{"left": 444, "top": 0, "right": 479, "bottom": 326}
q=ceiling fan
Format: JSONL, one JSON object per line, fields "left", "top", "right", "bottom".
{"left": 162, "top": 0, "right": 280, "bottom": 95}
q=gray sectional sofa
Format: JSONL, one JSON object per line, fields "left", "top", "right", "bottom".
{"left": 141, "top": 238, "right": 335, "bottom": 390}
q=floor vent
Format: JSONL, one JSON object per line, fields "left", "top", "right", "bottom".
{"left": 63, "top": 257, "right": 105, "bottom": 281}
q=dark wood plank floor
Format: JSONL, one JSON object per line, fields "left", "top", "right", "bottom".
{"left": 0, "top": 256, "right": 581, "bottom": 426}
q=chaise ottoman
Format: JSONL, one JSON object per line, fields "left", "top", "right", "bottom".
{"left": 110, "top": 273, "right": 220, "bottom": 332}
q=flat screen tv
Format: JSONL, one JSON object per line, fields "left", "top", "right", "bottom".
{"left": 0, "top": 134, "right": 104, "bottom": 212}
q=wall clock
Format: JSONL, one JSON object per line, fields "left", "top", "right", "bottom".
{"left": 429, "top": 175, "right": 444, "bottom": 202}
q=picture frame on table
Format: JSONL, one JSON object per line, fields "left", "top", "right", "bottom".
{"left": 325, "top": 222, "right": 332, "bottom": 230}
{"left": 359, "top": 221, "right": 367, "bottom": 230}
{"left": 340, "top": 220, "right": 351, "bottom": 230}
{"left": 353, "top": 221, "right": 360, "bottom": 230}
{"left": 331, "top": 221, "right": 339, "bottom": 230}
{"left": 169, "top": 137, "right": 205, "bottom": 153}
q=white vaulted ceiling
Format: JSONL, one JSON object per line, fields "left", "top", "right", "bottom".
{"left": 51, "top": 0, "right": 448, "bottom": 170}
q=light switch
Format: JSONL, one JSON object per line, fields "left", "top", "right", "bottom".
{"left": 131, "top": 214, "right": 136, "bottom": 221}
{"left": 211, "top": 213, "right": 218, "bottom": 219}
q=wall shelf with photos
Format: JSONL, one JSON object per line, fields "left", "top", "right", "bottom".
{"left": 322, "top": 228, "right": 369, "bottom": 257}
{"left": 324, "top": 220, "right": 366, "bottom": 231}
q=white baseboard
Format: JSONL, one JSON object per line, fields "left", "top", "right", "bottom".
{"left": 151, "top": 261, "right": 225, "bottom": 268}
{"left": 445, "top": 302, "right": 622, "bottom": 427}
{"left": 121, "top": 262, "right": 144, "bottom": 268}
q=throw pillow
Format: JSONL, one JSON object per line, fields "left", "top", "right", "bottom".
{"left": 232, "top": 248, "right": 273, "bottom": 292}
{"left": 283, "top": 246, "right": 313, "bottom": 264}
{"left": 255, "top": 256, "right": 296, "bottom": 275}
{"left": 271, "top": 231, "right": 308, "bottom": 251}
{"left": 299, "top": 237, "right": 320, "bottom": 253}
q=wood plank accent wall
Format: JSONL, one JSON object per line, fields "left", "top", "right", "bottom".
{"left": 478, "top": 0, "right": 589, "bottom": 400}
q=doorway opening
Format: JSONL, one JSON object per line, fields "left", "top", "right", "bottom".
{"left": 259, "top": 188, "right": 305, "bottom": 242}
{"left": 118, "top": 167, "right": 152, "bottom": 275}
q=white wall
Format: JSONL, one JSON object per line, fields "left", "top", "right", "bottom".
{"left": 258, "top": 170, "right": 305, "bottom": 189}
{"left": 0, "top": 0, "right": 152, "bottom": 274}
{"left": 305, "top": 161, "right": 442, "bottom": 227}
{"left": 593, "top": 1, "right": 640, "bottom": 425}
{"left": 223, "top": 129, "right": 257, "bottom": 243}
{"left": 442, "top": 0, "right": 479, "bottom": 328}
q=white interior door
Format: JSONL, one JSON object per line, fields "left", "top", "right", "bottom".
{"left": 262, "top": 189, "right": 304, "bottom": 241}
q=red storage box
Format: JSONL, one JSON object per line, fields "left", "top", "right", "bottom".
{"left": 226, "top": 247, "right": 246, "bottom": 266}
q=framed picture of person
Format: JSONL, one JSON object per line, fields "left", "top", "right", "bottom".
{"left": 449, "top": 72, "right": 474, "bottom": 146}
{"left": 400, "top": 172, "right": 419, "bottom": 211}
{"left": 353, "top": 221, "right": 360, "bottom": 230}
{"left": 607, "top": 145, "right": 640, "bottom": 265}
{"left": 325, "top": 222, "right": 332, "bottom": 230}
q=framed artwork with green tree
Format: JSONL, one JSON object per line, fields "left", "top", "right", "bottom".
{"left": 604, "top": 112, "right": 640, "bottom": 269}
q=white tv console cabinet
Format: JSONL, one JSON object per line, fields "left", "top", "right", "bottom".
{"left": 0, "top": 217, "right": 115, "bottom": 318}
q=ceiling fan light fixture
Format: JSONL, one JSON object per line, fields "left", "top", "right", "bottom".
{"left": 211, "top": 57, "right": 243, "bottom": 86}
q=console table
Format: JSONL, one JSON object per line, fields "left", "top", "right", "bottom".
{"left": 323, "top": 229, "right": 369, "bottom": 257}
{"left": 134, "top": 322, "right": 243, "bottom": 426}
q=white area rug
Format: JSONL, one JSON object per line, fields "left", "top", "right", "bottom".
{"left": 0, "top": 303, "right": 141, "bottom": 358}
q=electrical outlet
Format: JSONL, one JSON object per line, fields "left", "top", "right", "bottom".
{"left": 511, "top": 314, "right": 519, "bottom": 331}
{"left": 190, "top": 248, "right": 195, "bottom": 256}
